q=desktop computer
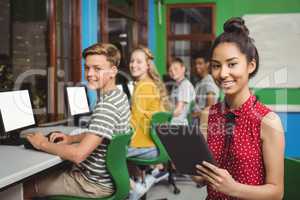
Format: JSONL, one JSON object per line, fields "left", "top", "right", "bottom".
{"left": 116, "top": 81, "right": 134, "bottom": 101}
{"left": 0, "top": 87, "right": 92, "bottom": 146}
{"left": 65, "top": 86, "right": 91, "bottom": 127}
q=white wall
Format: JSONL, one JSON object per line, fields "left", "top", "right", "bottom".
{"left": 244, "top": 13, "right": 300, "bottom": 88}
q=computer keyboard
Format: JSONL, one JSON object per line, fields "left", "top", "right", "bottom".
{"left": 0, "top": 135, "right": 36, "bottom": 149}
{"left": 0, "top": 126, "right": 77, "bottom": 148}
{"left": 0, "top": 134, "right": 26, "bottom": 146}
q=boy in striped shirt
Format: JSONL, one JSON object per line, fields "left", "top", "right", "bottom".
{"left": 24, "top": 43, "right": 130, "bottom": 199}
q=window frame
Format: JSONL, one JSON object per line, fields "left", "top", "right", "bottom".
{"left": 48, "top": 0, "right": 82, "bottom": 121}
{"left": 99, "top": 0, "right": 148, "bottom": 46}
{"left": 166, "top": 3, "right": 216, "bottom": 66}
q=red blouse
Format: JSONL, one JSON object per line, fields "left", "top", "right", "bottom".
{"left": 206, "top": 95, "right": 271, "bottom": 200}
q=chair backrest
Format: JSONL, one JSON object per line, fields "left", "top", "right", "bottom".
{"left": 46, "top": 130, "right": 133, "bottom": 200}
{"left": 187, "top": 100, "right": 196, "bottom": 126}
{"left": 126, "top": 112, "right": 172, "bottom": 165}
{"left": 284, "top": 157, "right": 300, "bottom": 199}
{"left": 106, "top": 130, "right": 133, "bottom": 200}
{"left": 151, "top": 111, "right": 173, "bottom": 125}
{"left": 149, "top": 111, "right": 173, "bottom": 163}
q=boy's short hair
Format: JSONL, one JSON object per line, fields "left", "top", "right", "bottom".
{"left": 195, "top": 55, "right": 209, "bottom": 63}
{"left": 193, "top": 51, "right": 209, "bottom": 63}
{"left": 82, "top": 43, "right": 121, "bottom": 67}
{"left": 170, "top": 57, "right": 185, "bottom": 67}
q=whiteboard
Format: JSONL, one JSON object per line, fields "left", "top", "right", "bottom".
{"left": 243, "top": 14, "right": 300, "bottom": 88}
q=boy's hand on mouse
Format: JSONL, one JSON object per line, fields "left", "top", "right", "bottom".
{"left": 26, "top": 132, "right": 48, "bottom": 150}
{"left": 48, "top": 132, "right": 70, "bottom": 144}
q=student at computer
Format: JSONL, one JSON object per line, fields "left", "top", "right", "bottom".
{"left": 168, "top": 57, "right": 195, "bottom": 125}
{"left": 24, "top": 43, "right": 130, "bottom": 199}
{"left": 193, "top": 17, "right": 285, "bottom": 199}
{"left": 127, "top": 45, "right": 171, "bottom": 199}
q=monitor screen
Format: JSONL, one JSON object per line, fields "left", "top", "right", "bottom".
{"left": 0, "top": 90, "right": 35, "bottom": 132}
{"left": 116, "top": 84, "right": 123, "bottom": 92}
{"left": 127, "top": 81, "right": 134, "bottom": 96}
{"left": 66, "top": 86, "right": 90, "bottom": 116}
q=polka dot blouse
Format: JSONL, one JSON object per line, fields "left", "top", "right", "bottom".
{"left": 206, "top": 94, "right": 271, "bottom": 200}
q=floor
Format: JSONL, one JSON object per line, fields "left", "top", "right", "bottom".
{"left": 146, "top": 178, "right": 207, "bottom": 200}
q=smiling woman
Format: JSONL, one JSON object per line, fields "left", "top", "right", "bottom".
{"left": 128, "top": 45, "right": 170, "bottom": 150}
{"left": 210, "top": 42, "right": 256, "bottom": 97}
{"left": 193, "top": 17, "right": 285, "bottom": 200}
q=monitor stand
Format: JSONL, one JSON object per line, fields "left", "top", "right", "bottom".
{"left": 74, "top": 112, "right": 91, "bottom": 128}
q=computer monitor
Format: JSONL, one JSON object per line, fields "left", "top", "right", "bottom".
{"left": 0, "top": 90, "right": 36, "bottom": 145}
{"left": 127, "top": 81, "right": 134, "bottom": 96}
{"left": 116, "top": 82, "right": 133, "bottom": 101}
{"left": 65, "top": 86, "right": 90, "bottom": 127}
{"left": 116, "top": 84, "right": 123, "bottom": 92}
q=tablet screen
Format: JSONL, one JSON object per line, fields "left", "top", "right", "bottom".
{"left": 156, "top": 124, "right": 216, "bottom": 175}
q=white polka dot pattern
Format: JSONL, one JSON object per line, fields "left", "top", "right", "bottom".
{"left": 206, "top": 95, "right": 271, "bottom": 200}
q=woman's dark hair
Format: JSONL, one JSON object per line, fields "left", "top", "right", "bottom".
{"left": 209, "top": 17, "right": 259, "bottom": 78}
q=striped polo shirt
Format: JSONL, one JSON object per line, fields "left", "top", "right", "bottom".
{"left": 77, "top": 88, "right": 130, "bottom": 190}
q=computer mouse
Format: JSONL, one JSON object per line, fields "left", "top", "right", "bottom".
{"left": 46, "top": 132, "right": 63, "bottom": 143}
{"left": 53, "top": 137, "right": 63, "bottom": 143}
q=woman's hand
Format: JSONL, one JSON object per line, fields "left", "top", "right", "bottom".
{"left": 193, "top": 164, "right": 207, "bottom": 187}
{"left": 196, "top": 161, "right": 239, "bottom": 196}
{"left": 48, "top": 132, "right": 70, "bottom": 144}
{"left": 26, "top": 132, "right": 48, "bottom": 150}
{"left": 192, "top": 174, "right": 207, "bottom": 188}
{"left": 192, "top": 175, "right": 205, "bottom": 184}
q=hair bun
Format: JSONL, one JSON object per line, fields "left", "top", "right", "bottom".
{"left": 223, "top": 17, "right": 249, "bottom": 36}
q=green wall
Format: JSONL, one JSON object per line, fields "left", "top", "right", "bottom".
{"left": 153, "top": 0, "right": 300, "bottom": 105}
{"left": 253, "top": 88, "right": 300, "bottom": 105}
{"left": 219, "top": 88, "right": 300, "bottom": 105}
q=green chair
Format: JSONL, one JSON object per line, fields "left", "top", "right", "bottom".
{"left": 47, "top": 130, "right": 133, "bottom": 200}
{"left": 127, "top": 112, "right": 180, "bottom": 196}
{"left": 187, "top": 100, "right": 196, "bottom": 126}
{"left": 284, "top": 157, "right": 300, "bottom": 199}
{"left": 128, "top": 112, "right": 172, "bottom": 165}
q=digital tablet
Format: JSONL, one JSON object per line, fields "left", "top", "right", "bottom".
{"left": 155, "top": 124, "right": 216, "bottom": 175}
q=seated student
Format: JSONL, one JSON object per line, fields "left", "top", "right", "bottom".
{"left": 193, "top": 17, "right": 284, "bottom": 199}
{"left": 24, "top": 43, "right": 130, "bottom": 199}
{"left": 127, "top": 46, "right": 171, "bottom": 199}
{"left": 192, "top": 53, "right": 219, "bottom": 135}
{"left": 168, "top": 57, "right": 195, "bottom": 125}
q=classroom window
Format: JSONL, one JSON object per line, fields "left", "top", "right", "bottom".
{"left": 0, "top": 0, "right": 48, "bottom": 123}
{"left": 0, "top": 0, "right": 81, "bottom": 123}
{"left": 55, "top": 0, "right": 81, "bottom": 121}
{"left": 99, "top": 0, "right": 148, "bottom": 77}
{"left": 167, "top": 4, "right": 215, "bottom": 76}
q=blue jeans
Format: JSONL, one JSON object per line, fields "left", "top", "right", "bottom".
{"left": 127, "top": 147, "right": 158, "bottom": 159}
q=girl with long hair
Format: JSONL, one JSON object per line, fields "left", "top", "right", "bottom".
{"left": 128, "top": 45, "right": 170, "bottom": 158}
{"left": 127, "top": 45, "right": 171, "bottom": 200}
